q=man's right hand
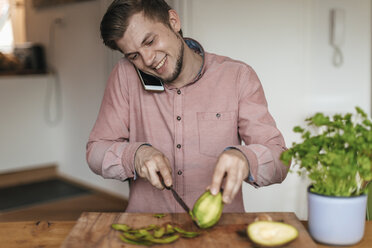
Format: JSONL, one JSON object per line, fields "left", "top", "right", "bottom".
{"left": 134, "top": 145, "right": 173, "bottom": 190}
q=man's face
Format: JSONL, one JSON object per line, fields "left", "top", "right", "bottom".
{"left": 116, "top": 11, "right": 184, "bottom": 83}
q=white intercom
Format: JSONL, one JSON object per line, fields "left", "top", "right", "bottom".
{"left": 330, "top": 8, "right": 345, "bottom": 67}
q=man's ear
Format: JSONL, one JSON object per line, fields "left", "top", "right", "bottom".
{"left": 168, "top": 9, "right": 181, "bottom": 33}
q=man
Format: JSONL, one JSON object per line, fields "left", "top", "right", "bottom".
{"left": 86, "top": 0, "right": 288, "bottom": 213}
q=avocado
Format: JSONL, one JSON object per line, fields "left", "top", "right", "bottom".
{"left": 246, "top": 221, "right": 298, "bottom": 247}
{"left": 191, "top": 190, "right": 224, "bottom": 229}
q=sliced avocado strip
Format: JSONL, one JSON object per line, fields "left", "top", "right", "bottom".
{"left": 144, "top": 224, "right": 157, "bottom": 230}
{"left": 111, "top": 223, "right": 131, "bottom": 232}
{"left": 145, "top": 234, "right": 180, "bottom": 244}
{"left": 153, "top": 226, "right": 165, "bottom": 238}
{"left": 247, "top": 221, "right": 298, "bottom": 247}
{"left": 122, "top": 232, "right": 141, "bottom": 241}
{"left": 165, "top": 224, "right": 175, "bottom": 234}
{"left": 119, "top": 234, "right": 152, "bottom": 246}
{"left": 138, "top": 229, "right": 151, "bottom": 237}
{"left": 174, "top": 226, "right": 200, "bottom": 238}
{"left": 113, "top": 223, "right": 200, "bottom": 245}
{"left": 153, "top": 213, "right": 166, "bottom": 218}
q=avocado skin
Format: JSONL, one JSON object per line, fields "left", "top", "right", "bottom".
{"left": 191, "top": 190, "right": 224, "bottom": 229}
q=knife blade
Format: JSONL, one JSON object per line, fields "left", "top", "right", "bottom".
{"left": 169, "top": 186, "right": 191, "bottom": 213}
{"left": 158, "top": 173, "right": 191, "bottom": 214}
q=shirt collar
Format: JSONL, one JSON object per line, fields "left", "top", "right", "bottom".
{"left": 184, "top": 38, "right": 205, "bottom": 84}
{"left": 185, "top": 38, "right": 204, "bottom": 57}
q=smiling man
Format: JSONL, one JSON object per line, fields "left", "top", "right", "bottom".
{"left": 86, "top": 0, "right": 288, "bottom": 213}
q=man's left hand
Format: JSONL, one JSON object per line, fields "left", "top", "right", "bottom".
{"left": 209, "top": 148, "right": 249, "bottom": 204}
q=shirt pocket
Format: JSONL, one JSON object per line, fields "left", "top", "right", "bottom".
{"left": 197, "top": 111, "right": 237, "bottom": 157}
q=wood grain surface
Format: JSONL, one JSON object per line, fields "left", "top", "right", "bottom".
{"left": 0, "top": 221, "right": 75, "bottom": 248}
{"left": 61, "top": 212, "right": 317, "bottom": 248}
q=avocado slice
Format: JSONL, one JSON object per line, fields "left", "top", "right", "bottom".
{"left": 246, "top": 221, "right": 298, "bottom": 247}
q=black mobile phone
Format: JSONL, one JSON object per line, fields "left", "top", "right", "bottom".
{"left": 135, "top": 67, "right": 164, "bottom": 91}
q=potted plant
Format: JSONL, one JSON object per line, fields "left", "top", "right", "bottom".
{"left": 280, "top": 107, "right": 372, "bottom": 246}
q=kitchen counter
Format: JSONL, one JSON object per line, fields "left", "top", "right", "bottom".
{"left": 0, "top": 213, "right": 371, "bottom": 247}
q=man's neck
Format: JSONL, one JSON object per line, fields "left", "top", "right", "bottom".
{"left": 168, "top": 42, "right": 203, "bottom": 89}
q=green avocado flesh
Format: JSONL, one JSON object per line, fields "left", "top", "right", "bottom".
{"left": 191, "top": 190, "right": 224, "bottom": 229}
{"left": 247, "top": 221, "right": 298, "bottom": 247}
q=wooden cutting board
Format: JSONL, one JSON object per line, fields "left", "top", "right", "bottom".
{"left": 61, "top": 212, "right": 317, "bottom": 247}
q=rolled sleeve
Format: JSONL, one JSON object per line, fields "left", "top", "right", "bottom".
{"left": 86, "top": 60, "right": 142, "bottom": 181}
{"left": 101, "top": 142, "right": 148, "bottom": 180}
{"left": 234, "top": 65, "right": 288, "bottom": 187}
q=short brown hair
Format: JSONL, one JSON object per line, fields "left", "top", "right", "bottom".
{"left": 100, "top": 0, "right": 181, "bottom": 52}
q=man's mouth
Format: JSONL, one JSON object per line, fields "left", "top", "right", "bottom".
{"left": 155, "top": 56, "right": 167, "bottom": 71}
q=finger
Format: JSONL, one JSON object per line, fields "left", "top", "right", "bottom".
{"left": 230, "top": 183, "right": 242, "bottom": 203}
{"left": 229, "top": 173, "right": 243, "bottom": 203}
{"left": 159, "top": 168, "right": 172, "bottom": 187}
{"left": 159, "top": 156, "right": 173, "bottom": 187}
{"left": 222, "top": 170, "right": 238, "bottom": 204}
{"left": 148, "top": 167, "right": 163, "bottom": 190}
{"left": 210, "top": 163, "right": 226, "bottom": 195}
{"left": 226, "top": 164, "right": 246, "bottom": 204}
{"left": 154, "top": 155, "right": 172, "bottom": 187}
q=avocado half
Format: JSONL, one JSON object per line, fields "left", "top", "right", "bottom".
{"left": 246, "top": 221, "right": 298, "bottom": 247}
{"left": 191, "top": 190, "right": 224, "bottom": 229}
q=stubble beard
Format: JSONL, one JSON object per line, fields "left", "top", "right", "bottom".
{"left": 163, "top": 34, "right": 184, "bottom": 84}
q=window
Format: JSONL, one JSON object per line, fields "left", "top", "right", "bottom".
{"left": 0, "top": 0, "right": 13, "bottom": 53}
{"left": 0, "top": 0, "right": 25, "bottom": 54}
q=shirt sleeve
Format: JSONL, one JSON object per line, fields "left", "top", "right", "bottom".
{"left": 86, "top": 61, "right": 146, "bottom": 181}
{"left": 230, "top": 65, "right": 289, "bottom": 187}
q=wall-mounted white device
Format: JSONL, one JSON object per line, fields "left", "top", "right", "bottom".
{"left": 330, "top": 8, "right": 345, "bottom": 67}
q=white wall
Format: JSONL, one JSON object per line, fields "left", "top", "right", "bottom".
{"left": 173, "top": 0, "right": 371, "bottom": 220}
{"left": 27, "top": 0, "right": 131, "bottom": 198}
{"left": 0, "top": 0, "right": 129, "bottom": 198}
{"left": 0, "top": 75, "right": 61, "bottom": 171}
{"left": 0, "top": 0, "right": 370, "bottom": 219}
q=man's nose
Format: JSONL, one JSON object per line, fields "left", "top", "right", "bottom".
{"left": 141, "top": 48, "right": 155, "bottom": 67}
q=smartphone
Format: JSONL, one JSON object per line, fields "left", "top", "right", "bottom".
{"left": 135, "top": 67, "right": 164, "bottom": 92}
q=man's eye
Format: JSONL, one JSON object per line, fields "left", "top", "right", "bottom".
{"left": 146, "top": 39, "right": 154, "bottom": 46}
{"left": 129, "top": 54, "right": 138, "bottom": 60}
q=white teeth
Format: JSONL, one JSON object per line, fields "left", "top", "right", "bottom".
{"left": 155, "top": 57, "right": 166, "bottom": 70}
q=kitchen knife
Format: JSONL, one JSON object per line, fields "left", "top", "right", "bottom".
{"left": 158, "top": 173, "right": 191, "bottom": 214}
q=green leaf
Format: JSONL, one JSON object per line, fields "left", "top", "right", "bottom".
{"left": 356, "top": 106, "right": 367, "bottom": 118}
{"left": 284, "top": 107, "right": 372, "bottom": 196}
{"left": 311, "top": 113, "right": 330, "bottom": 126}
{"left": 280, "top": 150, "right": 292, "bottom": 166}
{"left": 293, "top": 126, "right": 304, "bottom": 133}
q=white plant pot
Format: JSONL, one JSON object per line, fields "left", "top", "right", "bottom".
{"left": 307, "top": 187, "right": 367, "bottom": 246}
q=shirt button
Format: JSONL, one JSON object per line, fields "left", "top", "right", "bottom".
{"left": 176, "top": 144, "right": 181, "bottom": 149}
{"left": 216, "top": 113, "right": 221, "bottom": 118}
{"left": 177, "top": 170, "right": 182, "bottom": 175}
{"left": 177, "top": 116, "right": 181, "bottom": 121}
{"left": 177, "top": 89, "right": 181, "bottom": 95}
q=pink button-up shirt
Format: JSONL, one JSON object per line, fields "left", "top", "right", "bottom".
{"left": 87, "top": 41, "right": 288, "bottom": 213}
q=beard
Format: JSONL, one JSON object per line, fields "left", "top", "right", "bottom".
{"left": 162, "top": 33, "right": 184, "bottom": 83}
